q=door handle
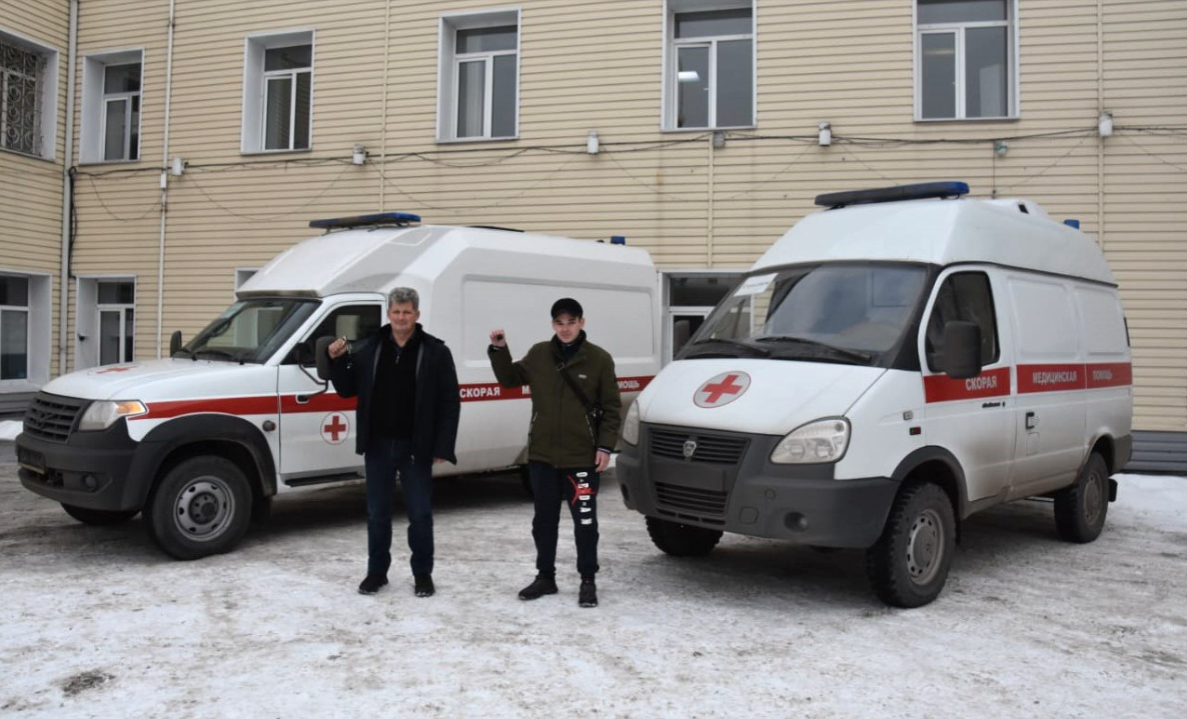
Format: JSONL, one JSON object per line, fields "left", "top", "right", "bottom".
{"left": 1025, "top": 411, "right": 1038, "bottom": 430}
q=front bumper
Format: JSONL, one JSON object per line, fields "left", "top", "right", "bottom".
{"left": 15, "top": 419, "right": 144, "bottom": 512}
{"left": 617, "top": 424, "right": 899, "bottom": 549}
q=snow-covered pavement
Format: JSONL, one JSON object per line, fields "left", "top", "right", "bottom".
{"left": 1, "top": 441, "right": 1184, "bottom": 718}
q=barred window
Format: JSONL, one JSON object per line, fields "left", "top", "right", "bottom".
{"left": 1, "top": 39, "right": 46, "bottom": 157}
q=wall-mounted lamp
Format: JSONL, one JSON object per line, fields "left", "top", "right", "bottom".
{"left": 170, "top": 156, "right": 186, "bottom": 176}
{"left": 1098, "top": 110, "right": 1113, "bottom": 138}
{"left": 352, "top": 143, "right": 368, "bottom": 166}
{"left": 818, "top": 122, "right": 832, "bottom": 147}
{"left": 587, "top": 130, "right": 599, "bottom": 155}
{"left": 712, "top": 131, "right": 726, "bottom": 149}
{"left": 994, "top": 140, "right": 1009, "bottom": 157}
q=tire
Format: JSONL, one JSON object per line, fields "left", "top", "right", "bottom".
{"left": 646, "top": 516, "right": 723, "bottom": 557}
{"left": 61, "top": 503, "right": 138, "bottom": 526}
{"left": 1054, "top": 452, "right": 1109, "bottom": 543}
{"left": 865, "top": 482, "right": 956, "bottom": 608}
{"left": 146, "top": 456, "right": 252, "bottom": 560}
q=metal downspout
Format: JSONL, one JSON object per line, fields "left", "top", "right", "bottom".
{"left": 58, "top": 0, "right": 80, "bottom": 378}
{"left": 156, "top": 0, "right": 177, "bottom": 357}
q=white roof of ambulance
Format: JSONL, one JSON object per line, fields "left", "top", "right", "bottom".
{"left": 236, "top": 224, "right": 654, "bottom": 299}
{"left": 754, "top": 196, "right": 1116, "bottom": 285}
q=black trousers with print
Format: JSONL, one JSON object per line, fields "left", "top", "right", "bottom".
{"left": 527, "top": 461, "right": 599, "bottom": 578}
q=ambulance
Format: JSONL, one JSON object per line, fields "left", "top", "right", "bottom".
{"left": 616, "top": 182, "right": 1133, "bottom": 607}
{"left": 15, "top": 214, "right": 660, "bottom": 559}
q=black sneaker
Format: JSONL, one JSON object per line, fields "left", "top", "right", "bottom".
{"left": 358, "top": 575, "right": 388, "bottom": 595}
{"left": 578, "top": 578, "right": 598, "bottom": 608}
{"left": 414, "top": 574, "right": 435, "bottom": 598}
{"left": 518, "top": 574, "right": 558, "bottom": 601}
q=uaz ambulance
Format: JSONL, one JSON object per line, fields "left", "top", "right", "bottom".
{"left": 15, "top": 213, "right": 659, "bottom": 560}
{"left": 616, "top": 182, "right": 1132, "bottom": 607}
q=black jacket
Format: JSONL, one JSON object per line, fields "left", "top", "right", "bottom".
{"left": 330, "top": 324, "right": 461, "bottom": 462}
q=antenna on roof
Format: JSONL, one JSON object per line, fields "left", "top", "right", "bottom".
{"left": 309, "top": 212, "right": 422, "bottom": 231}
{"left": 814, "top": 181, "right": 970, "bottom": 209}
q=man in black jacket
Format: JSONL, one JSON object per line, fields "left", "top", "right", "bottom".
{"left": 327, "top": 287, "right": 460, "bottom": 598}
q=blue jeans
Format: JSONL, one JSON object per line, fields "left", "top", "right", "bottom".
{"left": 529, "top": 461, "right": 600, "bottom": 577}
{"left": 364, "top": 437, "right": 434, "bottom": 578}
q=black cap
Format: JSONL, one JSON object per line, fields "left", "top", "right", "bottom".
{"left": 550, "top": 297, "right": 583, "bottom": 319}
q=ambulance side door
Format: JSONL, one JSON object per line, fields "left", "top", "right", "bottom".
{"left": 276, "top": 301, "right": 384, "bottom": 481}
{"left": 1006, "top": 273, "right": 1088, "bottom": 496}
{"left": 920, "top": 268, "right": 1016, "bottom": 504}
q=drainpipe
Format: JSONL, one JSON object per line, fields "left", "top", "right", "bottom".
{"left": 58, "top": 0, "right": 80, "bottom": 378}
{"left": 156, "top": 0, "right": 177, "bottom": 357}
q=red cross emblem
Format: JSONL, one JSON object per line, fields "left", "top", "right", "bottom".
{"left": 321, "top": 412, "right": 349, "bottom": 444}
{"left": 694, "top": 371, "right": 751, "bottom": 408}
{"left": 95, "top": 366, "right": 135, "bottom": 374}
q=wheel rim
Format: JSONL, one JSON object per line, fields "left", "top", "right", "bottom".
{"left": 1083, "top": 469, "right": 1105, "bottom": 526}
{"left": 906, "top": 508, "right": 944, "bottom": 585}
{"left": 172, "top": 476, "right": 234, "bottom": 542}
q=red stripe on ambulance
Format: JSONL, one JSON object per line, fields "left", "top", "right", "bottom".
{"left": 1086, "top": 362, "right": 1132, "bottom": 389}
{"left": 1017, "top": 363, "right": 1085, "bottom": 394}
{"left": 923, "top": 367, "right": 1011, "bottom": 403}
{"left": 135, "top": 375, "right": 656, "bottom": 417}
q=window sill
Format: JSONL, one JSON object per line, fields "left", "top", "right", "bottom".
{"left": 660, "top": 125, "right": 757, "bottom": 133}
{"left": 914, "top": 116, "right": 1019, "bottom": 124}
{"left": 240, "top": 148, "right": 314, "bottom": 157}
{"left": 78, "top": 158, "right": 144, "bottom": 167}
{"left": 435, "top": 136, "right": 519, "bottom": 145}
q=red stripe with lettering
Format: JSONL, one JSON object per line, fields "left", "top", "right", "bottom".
{"left": 1086, "top": 362, "right": 1132, "bottom": 389}
{"left": 135, "top": 375, "right": 656, "bottom": 418}
{"left": 923, "top": 367, "right": 1011, "bottom": 403}
{"left": 1017, "top": 363, "right": 1086, "bottom": 394}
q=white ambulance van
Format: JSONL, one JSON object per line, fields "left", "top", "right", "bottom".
{"left": 15, "top": 213, "right": 660, "bottom": 559}
{"left": 616, "top": 182, "right": 1132, "bottom": 608}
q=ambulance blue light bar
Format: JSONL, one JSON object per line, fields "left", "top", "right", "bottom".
{"left": 309, "top": 212, "right": 422, "bottom": 230}
{"left": 814, "top": 181, "right": 970, "bottom": 209}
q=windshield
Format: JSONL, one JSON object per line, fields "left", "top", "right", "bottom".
{"left": 180, "top": 298, "right": 319, "bottom": 364}
{"left": 681, "top": 264, "right": 929, "bottom": 365}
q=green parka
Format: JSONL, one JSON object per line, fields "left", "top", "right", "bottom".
{"left": 489, "top": 331, "right": 622, "bottom": 468}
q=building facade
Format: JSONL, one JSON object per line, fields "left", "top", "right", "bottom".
{"left": 2, "top": 0, "right": 1186, "bottom": 464}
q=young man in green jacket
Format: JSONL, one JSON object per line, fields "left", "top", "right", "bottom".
{"left": 488, "top": 298, "right": 622, "bottom": 608}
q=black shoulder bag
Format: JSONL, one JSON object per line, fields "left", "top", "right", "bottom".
{"left": 556, "top": 362, "right": 605, "bottom": 441}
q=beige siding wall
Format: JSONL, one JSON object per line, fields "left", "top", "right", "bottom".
{"left": 0, "top": 0, "right": 69, "bottom": 383}
{"left": 60, "top": 1, "right": 1187, "bottom": 431}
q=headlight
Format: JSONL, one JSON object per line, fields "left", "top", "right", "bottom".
{"left": 770, "top": 418, "right": 850, "bottom": 464}
{"left": 621, "top": 402, "right": 640, "bottom": 446}
{"left": 78, "top": 400, "right": 148, "bottom": 431}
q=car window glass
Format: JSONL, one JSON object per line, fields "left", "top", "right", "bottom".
{"left": 925, "top": 272, "right": 999, "bottom": 370}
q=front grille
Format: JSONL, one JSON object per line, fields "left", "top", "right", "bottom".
{"left": 650, "top": 428, "right": 748, "bottom": 465}
{"left": 655, "top": 482, "right": 728, "bottom": 520}
{"left": 23, "top": 393, "right": 87, "bottom": 442}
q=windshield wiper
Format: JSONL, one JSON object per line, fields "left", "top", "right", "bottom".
{"left": 194, "top": 348, "right": 239, "bottom": 363}
{"left": 685, "top": 337, "right": 770, "bottom": 358}
{"left": 172, "top": 347, "right": 196, "bottom": 360}
{"left": 754, "top": 335, "right": 873, "bottom": 363}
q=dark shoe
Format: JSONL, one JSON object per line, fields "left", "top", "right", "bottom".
{"left": 518, "top": 574, "right": 558, "bottom": 601}
{"left": 358, "top": 575, "right": 388, "bottom": 595}
{"left": 414, "top": 574, "right": 435, "bottom": 598}
{"left": 578, "top": 578, "right": 598, "bottom": 608}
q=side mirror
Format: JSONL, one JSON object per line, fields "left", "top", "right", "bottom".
{"left": 941, "top": 321, "right": 982, "bottom": 380}
{"left": 293, "top": 341, "right": 315, "bottom": 367}
{"left": 169, "top": 330, "right": 183, "bottom": 357}
{"left": 314, "top": 336, "right": 335, "bottom": 381}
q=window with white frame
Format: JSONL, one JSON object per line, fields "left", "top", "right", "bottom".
{"left": 97, "top": 280, "right": 135, "bottom": 366}
{"left": 0, "top": 275, "right": 30, "bottom": 380}
{"left": 81, "top": 51, "right": 143, "bottom": 163}
{"left": 665, "top": 1, "right": 754, "bottom": 130}
{"left": 437, "top": 10, "right": 519, "bottom": 141}
{"left": 916, "top": 0, "right": 1015, "bottom": 120}
{"left": 242, "top": 31, "right": 313, "bottom": 153}
{"left": 1, "top": 30, "right": 58, "bottom": 159}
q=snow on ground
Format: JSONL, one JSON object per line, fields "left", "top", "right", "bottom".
{"left": 1, "top": 442, "right": 1185, "bottom": 718}
{"left": 0, "top": 420, "right": 20, "bottom": 441}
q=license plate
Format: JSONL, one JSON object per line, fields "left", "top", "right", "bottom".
{"left": 17, "top": 446, "right": 46, "bottom": 475}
